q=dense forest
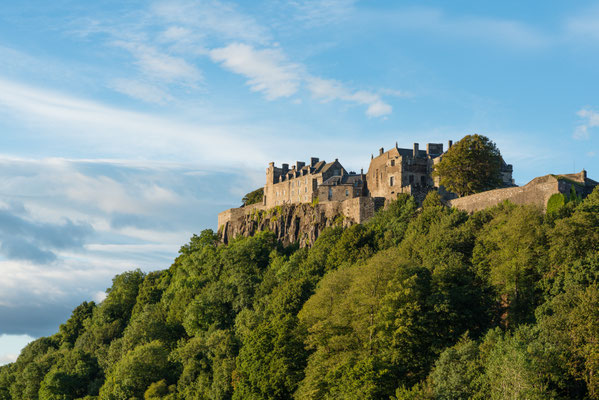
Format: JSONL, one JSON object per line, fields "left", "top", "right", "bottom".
{"left": 1, "top": 188, "right": 599, "bottom": 400}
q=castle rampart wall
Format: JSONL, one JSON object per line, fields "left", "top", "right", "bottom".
{"left": 448, "top": 175, "right": 559, "bottom": 213}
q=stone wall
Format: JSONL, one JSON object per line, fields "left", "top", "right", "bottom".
{"left": 447, "top": 174, "right": 584, "bottom": 213}
{"left": 217, "top": 196, "right": 382, "bottom": 247}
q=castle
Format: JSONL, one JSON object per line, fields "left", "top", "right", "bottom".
{"left": 263, "top": 140, "right": 514, "bottom": 207}
{"left": 218, "top": 140, "right": 596, "bottom": 245}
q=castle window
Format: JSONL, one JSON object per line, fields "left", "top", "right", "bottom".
{"left": 305, "top": 187, "right": 307, "bottom": 193}
{"left": 390, "top": 176, "right": 395, "bottom": 186}
{"left": 391, "top": 160, "right": 395, "bottom": 167}
{"left": 345, "top": 189, "right": 349, "bottom": 197}
{"left": 328, "top": 188, "right": 333, "bottom": 200}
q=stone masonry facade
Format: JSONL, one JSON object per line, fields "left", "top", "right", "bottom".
{"left": 217, "top": 140, "right": 598, "bottom": 245}
{"left": 218, "top": 139, "right": 514, "bottom": 239}
{"left": 263, "top": 140, "right": 513, "bottom": 209}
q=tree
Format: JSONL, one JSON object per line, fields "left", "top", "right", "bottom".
{"left": 242, "top": 188, "right": 264, "bottom": 207}
{"left": 98, "top": 340, "right": 174, "bottom": 400}
{"left": 433, "top": 134, "right": 504, "bottom": 196}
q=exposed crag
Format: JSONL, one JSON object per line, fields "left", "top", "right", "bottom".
{"left": 218, "top": 197, "right": 384, "bottom": 247}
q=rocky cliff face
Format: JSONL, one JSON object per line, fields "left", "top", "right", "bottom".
{"left": 218, "top": 202, "right": 358, "bottom": 247}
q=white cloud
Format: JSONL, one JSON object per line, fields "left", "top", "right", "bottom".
{"left": 159, "top": 26, "right": 193, "bottom": 42}
{"left": 0, "top": 157, "right": 257, "bottom": 339}
{"left": 565, "top": 7, "right": 599, "bottom": 41}
{"left": 151, "top": 0, "right": 270, "bottom": 45}
{"left": 210, "top": 43, "right": 302, "bottom": 100}
{"left": 292, "top": 0, "right": 357, "bottom": 26}
{"left": 0, "top": 77, "right": 267, "bottom": 165}
{"left": 574, "top": 108, "right": 599, "bottom": 140}
{"left": 114, "top": 41, "right": 203, "bottom": 86}
{"left": 109, "top": 78, "right": 173, "bottom": 104}
{"left": 307, "top": 77, "right": 392, "bottom": 117}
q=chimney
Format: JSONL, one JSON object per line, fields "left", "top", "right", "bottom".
{"left": 379, "top": 147, "right": 384, "bottom": 155}
{"left": 282, "top": 163, "right": 289, "bottom": 174}
{"left": 361, "top": 168, "right": 364, "bottom": 175}
{"left": 296, "top": 161, "right": 305, "bottom": 170}
{"left": 448, "top": 140, "right": 453, "bottom": 149}
{"left": 582, "top": 169, "right": 587, "bottom": 180}
{"left": 310, "top": 157, "right": 319, "bottom": 167}
{"left": 413, "top": 143, "right": 419, "bottom": 158}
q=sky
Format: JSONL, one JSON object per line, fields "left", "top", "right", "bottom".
{"left": 1, "top": 0, "right": 599, "bottom": 364}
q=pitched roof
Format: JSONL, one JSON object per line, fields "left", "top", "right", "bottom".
{"left": 321, "top": 174, "right": 365, "bottom": 186}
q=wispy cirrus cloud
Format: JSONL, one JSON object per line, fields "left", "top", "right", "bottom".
{"left": 564, "top": 6, "right": 599, "bottom": 42}
{"left": 574, "top": 108, "right": 599, "bottom": 140}
{"left": 113, "top": 41, "right": 203, "bottom": 86}
{"left": 307, "top": 77, "right": 392, "bottom": 117}
{"left": 109, "top": 78, "right": 173, "bottom": 104}
{"left": 291, "top": 0, "right": 358, "bottom": 26}
{"left": 71, "top": 0, "right": 400, "bottom": 117}
{"left": 0, "top": 77, "right": 267, "bottom": 165}
{"left": 210, "top": 43, "right": 302, "bottom": 99}
{"left": 151, "top": 0, "right": 271, "bottom": 46}
{"left": 209, "top": 43, "right": 393, "bottom": 115}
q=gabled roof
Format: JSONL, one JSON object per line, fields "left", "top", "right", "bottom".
{"left": 320, "top": 161, "right": 338, "bottom": 174}
{"left": 321, "top": 174, "right": 365, "bottom": 186}
{"left": 312, "top": 160, "right": 327, "bottom": 173}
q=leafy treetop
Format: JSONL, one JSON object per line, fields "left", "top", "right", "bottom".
{"left": 433, "top": 134, "right": 504, "bottom": 196}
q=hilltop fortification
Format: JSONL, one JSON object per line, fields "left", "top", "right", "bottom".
{"left": 218, "top": 140, "right": 596, "bottom": 245}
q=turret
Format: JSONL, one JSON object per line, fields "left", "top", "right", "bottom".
{"left": 413, "top": 143, "right": 419, "bottom": 158}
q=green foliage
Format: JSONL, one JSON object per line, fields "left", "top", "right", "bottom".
{"left": 98, "top": 340, "right": 175, "bottom": 400}
{"left": 242, "top": 187, "right": 264, "bottom": 207}
{"left": 38, "top": 349, "right": 103, "bottom": 400}
{"left": 547, "top": 193, "right": 567, "bottom": 214}
{"left": 4, "top": 191, "right": 599, "bottom": 399}
{"left": 428, "top": 335, "right": 482, "bottom": 400}
{"left": 367, "top": 194, "right": 417, "bottom": 249}
{"left": 59, "top": 301, "right": 96, "bottom": 348}
{"left": 472, "top": 203, "right": 547, "bottom": 326}
{"left": 432, "top": 134, "right": 504, "bottom": 196}
{"left": 422, "top": 190, "right": 443, "bottom": 209}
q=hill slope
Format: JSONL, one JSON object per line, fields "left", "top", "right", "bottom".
{"left": 2, "top": 190, "right": 599, "bottom": 399}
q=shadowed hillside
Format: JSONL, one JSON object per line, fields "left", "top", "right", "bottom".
{"left": 2, "top": 188, "right": 599, "bottom": 399}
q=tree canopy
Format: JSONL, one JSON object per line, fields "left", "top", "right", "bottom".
{"left": 3, "top": 187, "right": 599, "bottom": 399}
{"left": 242, "top": 188, "right": 264, "bottom": 207}
{"left": 433, "top": 134, "right": 504, "bottom": 196}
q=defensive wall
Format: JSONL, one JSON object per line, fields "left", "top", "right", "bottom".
{"left": 448, "top": 171, "right": 596, "bottom": 213}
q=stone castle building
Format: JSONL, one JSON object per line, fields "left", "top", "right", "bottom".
{"left": 218, "top": 140, "right": 596, "bottom": 245}
{"left": 263, "top": 140, "right": 514, "bottom": 207}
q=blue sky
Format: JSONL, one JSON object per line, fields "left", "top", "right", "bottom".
{"left": 1, "top": 0, "right": 598, "bottom": 363}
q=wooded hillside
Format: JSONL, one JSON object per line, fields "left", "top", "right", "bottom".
{"left": 2, "top": 188, "right": 599, "bottom": 400}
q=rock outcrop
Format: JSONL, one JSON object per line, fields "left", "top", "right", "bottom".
{"left": 218, "top": 197, "right": 384, "bottom": 247}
